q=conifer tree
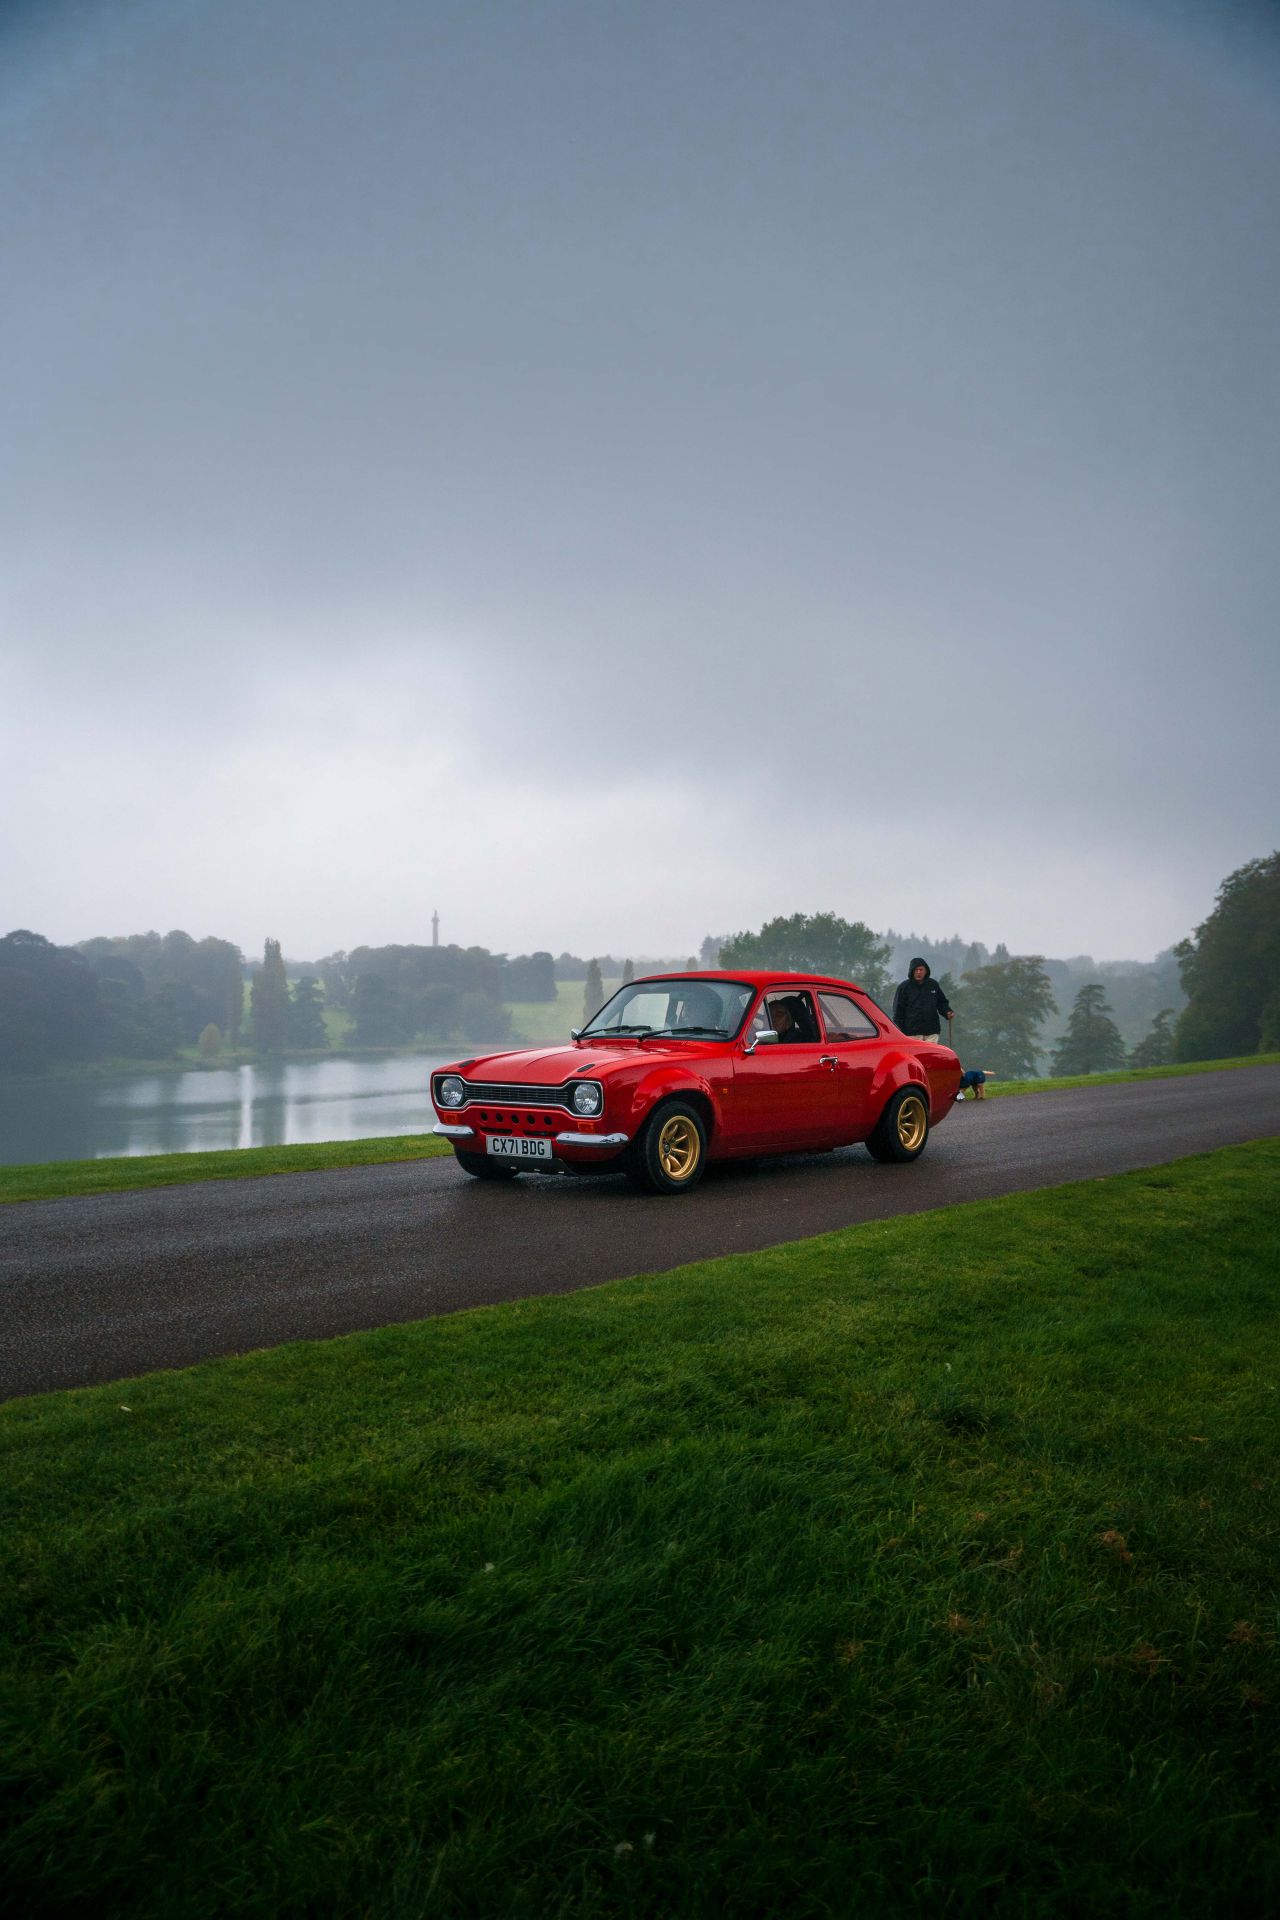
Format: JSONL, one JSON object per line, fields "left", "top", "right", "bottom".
{"left": 622, "top": 959, "right": 635, "bottom": 985}
{"left": 287, "top": 975, "right": 328, "bottom": 1050}
{"left": 1129, "top": 1008, "right": 1177, "bottom": 1069}
{"left": 1050, "top": 983, "right": 1127, "bottom": 1076}
{"left": 582, "top": 958, "right": 604, "bottom": 1023}
{"left": 223, "top": 951, "right": 245, "bottom": 1041}
{"left": 251, "top": 938, "right": 289, "bottom": 1053}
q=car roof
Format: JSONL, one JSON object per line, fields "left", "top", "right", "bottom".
{"left": 633, "top": 969, "right": 869, "bottom": 993}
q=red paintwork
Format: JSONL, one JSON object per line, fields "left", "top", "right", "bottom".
{"left": 430, "top": 971, "right": 962, "bottom": 1175}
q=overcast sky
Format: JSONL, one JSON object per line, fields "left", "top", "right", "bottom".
{"left": 3, "top": 0, "right": 1277, "bottom": 966}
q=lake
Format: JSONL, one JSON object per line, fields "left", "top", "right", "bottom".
{"left": 0, "top": 1054, "right": 465, "bottom": 1166}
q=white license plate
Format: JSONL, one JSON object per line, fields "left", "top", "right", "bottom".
{"left": 486, "top": 1134, "right": 554, "bottom": 1161}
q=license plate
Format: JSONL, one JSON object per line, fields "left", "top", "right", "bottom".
{"left": 486, "top": 1134, "right": 554, "bottom": 1161}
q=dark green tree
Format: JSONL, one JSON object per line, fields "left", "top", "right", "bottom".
{"left": 351, "top": 971, "right": 411, "bottom": 1046}
{"left": 1129, "top": 1008, "right": 1177, "bottom": 1069}
{"left": 719, "top": 912, "right": 892, "bottom": 1004}
{"left": 459, "top": 992, "right": 512, "bottom": 1045}
{"left": 1050, "top": 983, "right": 1127, "bottom": 1076}
{"left": 622, "top": 959, "right": 635, "bottom": 985}
{"left": 0, "top": 930, "right": 101, "bottom": 1069}
{"left": 583, "top": 959, "right": 605, "bottom": 1024}
{"left": 502, "top": 952, "right": 556, "bottom": 1001}
{"left": 77, "top": 929, "right": 243, "bottom": 1047}
{"left": 90, "top": 954, "right": 166, "bottom": 1058}
{"left": 287, "top": 975, "right": 328, "bottom": 1050}
{"left": 951, "top": 956, "right": 1056, "bottom": 1079}
{"left": 223, "top": 952, "right": 245, "bottom": 1042}
{"left": 418, "top": 984, "right": 462, "bottom": 1039}
{"left": 251, "top": 939, "right": 290, "bottom": 1053}
{"left": 148, "top": 982, "right": 184, "bottom": 1058}
{"left": 1175, "top": 852, "right": 1280, "bottom": 1060}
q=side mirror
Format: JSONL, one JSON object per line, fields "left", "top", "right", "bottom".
{"left": 570, "top": 1028, "right": 583, "bottom": 1041}
{"left": 743, "top": 1027, "right": 779, "bottom": 1054}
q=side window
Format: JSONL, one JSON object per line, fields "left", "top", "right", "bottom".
{"left": 817, "top": 991, "right": 879, "bottom": 1040}
{"left": 763, "top": 990, "right": 820, "bottom": 1042}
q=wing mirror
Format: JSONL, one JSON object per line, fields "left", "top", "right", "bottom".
{"left": 743, "top": 1027, "right": 779, "bottom": 1054}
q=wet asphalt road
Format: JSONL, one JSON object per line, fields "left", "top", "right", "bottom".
{"left": 3, "top": 1065, "right": 1279, "bottom": 1401}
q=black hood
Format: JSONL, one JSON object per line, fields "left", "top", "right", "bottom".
{"left": 908, "top": 956, "right": 930, "bottom": 977}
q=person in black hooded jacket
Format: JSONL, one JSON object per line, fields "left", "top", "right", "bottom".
{"left": 892, "top": 956, "right": 953, "bottom": 1043}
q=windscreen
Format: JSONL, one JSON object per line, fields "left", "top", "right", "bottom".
{"left": 582, "top": 977, "right": 754, "bottom": 1039}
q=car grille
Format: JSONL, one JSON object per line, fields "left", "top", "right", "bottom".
{"left": 439, "top": 1078, "right": 581, "bottom": 1111}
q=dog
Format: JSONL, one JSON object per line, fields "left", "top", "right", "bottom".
{"left": 955, "top": 1068, "right": 996, "bottom": 1101}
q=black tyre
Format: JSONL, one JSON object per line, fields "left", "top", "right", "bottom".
{"left": 865, "top": 1087, "right": 930, "bottom": 1163}
{"left": 455, "top": 1149, "right": 519, "bottom": 1181}
{"left": 625, "top": 1099, "right": 708, "bottom": 1196}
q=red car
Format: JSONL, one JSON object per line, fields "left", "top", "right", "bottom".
{"left": 431, "top": 971, "right": 961, "bottom": 1196}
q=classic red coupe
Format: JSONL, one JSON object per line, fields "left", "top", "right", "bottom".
{"left": 431, "top": 971, "right": 961, "bottom": 1195}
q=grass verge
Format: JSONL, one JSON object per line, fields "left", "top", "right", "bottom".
{"left": 2, "top": 1141, "right": 1278, "bottom": 1915}
{"left": 989, "top": 1052, "right": 1280, "bottom": 1097}
{"left": 0, "top": 1132, "right": 452, "bottom": 1205}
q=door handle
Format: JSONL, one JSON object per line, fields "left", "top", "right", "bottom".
{"left": 819, "top": 1055, "right": 837, "bottom": 1068}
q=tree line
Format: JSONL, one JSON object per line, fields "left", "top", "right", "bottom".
{"left": 0, "top": 932, "right": 559, "bottom": 1069}
{"left": 2, "top": 850, "right": 1275, "bottom": 1072}
{"left": 713, "top": 853, "right": 1280, "bottom": 1079}
{"left": 714, "top": 920, "right": 1166, "bottom": 1079}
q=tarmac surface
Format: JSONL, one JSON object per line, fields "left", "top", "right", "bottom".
{"left": 3, "top": 1064, "right": 1279, "bottom": 1401}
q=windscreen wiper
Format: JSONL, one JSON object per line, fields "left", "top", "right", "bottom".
{"left": 639, "top": 1025, "right": 731, "bottom": 1041}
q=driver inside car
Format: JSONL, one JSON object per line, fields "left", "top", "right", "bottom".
{"left": 769, "top": 997, "right": 808, "bottom": 1042}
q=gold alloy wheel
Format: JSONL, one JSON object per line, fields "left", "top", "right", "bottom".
{"left": 657, "top": 1113, "right": 701, "bottom": 1181}
{"left": 895, "top": 1093, "right": 928, "bottom": 1152}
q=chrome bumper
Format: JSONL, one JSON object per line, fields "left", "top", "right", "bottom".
{"left": 432, "top": 1122, "right": 628, "bottom": 1151}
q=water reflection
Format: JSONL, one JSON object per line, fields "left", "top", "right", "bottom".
{"left": 0, "top": 1053, "right": 465, "bottom": 1165}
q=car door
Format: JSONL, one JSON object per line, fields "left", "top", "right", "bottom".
{"left": 732, "top": 988, "right": 848, "bottom": 1150}
{"left": 814, "top": 988, "right": 884, "bottom": 1140}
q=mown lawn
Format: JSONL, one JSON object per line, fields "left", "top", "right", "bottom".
{"left": 506, "top": 976, "right": 621, "bottom": 1045}
{"left": 2, "top": 1142, "right": 1278, "bottom": 1916}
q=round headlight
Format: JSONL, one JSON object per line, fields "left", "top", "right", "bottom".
{"left": 438, "top": 1075, "right": 465, "bottom": 1108}
{"left": 572, "top": 1081, "right": 603, "bottom": 1116}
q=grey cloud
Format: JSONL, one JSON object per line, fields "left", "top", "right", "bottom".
{"left": 2, "top": 0, "right": 1278, "bottom": 961}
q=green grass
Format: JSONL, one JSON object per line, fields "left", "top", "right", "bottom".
{"left": 321, "top": 1004, "right": 355, "bottom": 1047}
{"left": 507, "top": 977, "right": 621, "bottom": 1045}
{"left": 0, "top": 1133, "right": 452, "bottom": 1205}
{"left": 2, "top": 1142, "right": 1278, "bottom": 1916}
{"left": 989, "top": 1052, "right": 1280, "bottom": 1096}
